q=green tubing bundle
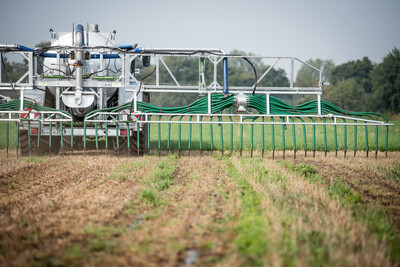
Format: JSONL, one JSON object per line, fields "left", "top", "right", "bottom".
{"left": 0, "top": 99, "right": 71, "bottom": 116}
{"left": 84, "top": 94, "right": 236, "bottom": 120}
{"left": 247, "top": 94, "right": 388, "bottom": 122}
{"left": 1, "top": 95, "right": 387, "bottom": 123}
{"left": 84, "top": 93, "right": 387, "bottom": 124}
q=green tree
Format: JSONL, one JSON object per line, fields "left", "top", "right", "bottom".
{"left": 35, "top": 41, "right": 51, "bottom": 74}
{"left": 325, "top": 78, "right": 365, "bottom": 111}
{"left": 228, "top": 50, "right": 289, "bottom": 88}
{"left": 371, "top": 48, "right": 400, "bottom": 113}
{"left": 324, "top": 57, "right": 375, "bottom": 111}
{"left": 295, "top": 58, "right": 335, "bottom": 87}
{"left": 330, "top": 57, "right": 373, "bottom": 93}
{"left": 148, "top": 50, "right": 290, "bottom": 107}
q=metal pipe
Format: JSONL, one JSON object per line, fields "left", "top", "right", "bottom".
{"left": 74, "top": 24, "right": 84, "bottom": 105}
{"left": 223, "top": 58, "right": 229, "bottom": 96}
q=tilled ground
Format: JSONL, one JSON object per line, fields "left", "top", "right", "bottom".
{"left": 0, "top": 150, "right": 399, "bottom": 266}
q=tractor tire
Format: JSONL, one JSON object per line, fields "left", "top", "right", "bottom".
{"left": 113, "top": 129, "right": 147, "bottom": 156}
{"left": 61, "top": 135, "right": 83, "bottom": 152}
{"left": 19, "top": 130, "right": 60, "bottom": 156}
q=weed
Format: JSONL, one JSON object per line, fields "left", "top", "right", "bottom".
{"left": 63, "top": 246, "right": 84, "bottom": 262}
{"left": 285, "top": 162, "right": 400, "bottom": 264}
{"left": 213, "top": 154, "right": 225, "bottom": 161}
{"left": 21, "top": 217, "right": 29, "bottom": 228}
{"left": 166, "top": 241, "right": 185, "bottom": 254}
{"left": 108, "top": 173, "right": 128, "bottom": 181}
{"left": 27, "top": 230, "right": 41, "bottom": 242}
{"left": 107, "top": 160, "right": 147, "bottom": 181}
{"left": 280, "top": 228, "right": 297, "bottom": 267}
{"left": 115, "top": 161, "right": 144, "bottom": 173}
{"left": 122, "top": 201, "right": 136, "bottom": 215}
{"left": 225, "top": 159, "right": 269, "bottom": 266}
{"left": 25, "top": 156, "right": 44, "bottom": 163}
{"left": 235, "top": 214, "right": 268, "bottom": 263}
{"left": 202, "top": 255, "right": 220, "bottom": 264}
{"left": 356, "top": 207, "right": 400, "bottom": 263}
{"left": 85, "top": 223, "right": 122, "bottom": 238}
{"left": 283, "top": 161, "right": 316, "bottom": 178}
{"left": 88, "top": 238, "right": 114, "bottom": 252}
{"left": 150, "top": 154, "right": 179, "bottom": 191}
{"left": 387, "top": 166, "right": 400, "bottom": 182}
{"left": 202, "top": 241, "right": 214, "bottom": 249}
{"left": 143, "top": 210, "right": 162, "bottom": 220}
{"left": 84, "top": 224, "right": 124, "bottom": 252}
{"left": 306, "top": 230, "right": 329, "bottom": 266}
{"left": 270, "top": 170, "right": 284, "bottom": 183}
{"left": 139, "top": 189, "right": 163, "bottom": 207}
{"left": 328, "top": 179, "right": 362, "bottom": 205}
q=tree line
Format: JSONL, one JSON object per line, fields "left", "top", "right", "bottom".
{"left": 295, "top": 48, "right": 400, "bottom": 113}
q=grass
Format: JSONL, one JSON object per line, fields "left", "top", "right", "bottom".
{"left": 0, "top": 121, "right": 18, "bottom": 149}
{"left": 128, "top": 154, "right": 179, "bottom": 208}
{"left": 147, "top": 117, "right": 400, "bottom": 152}
{"left": 139, "top": 189, "right": 164, "bottom": 207}
{"left": 233, "top": 156, "right": 397, "bottom": 266}
{"left": 25, "top": 156, "right": 44, "bottom": 163}
{"left": 149, "top": 154, "right": 179, "bottom": 191}
{"left": 84, "top": 224, "right": 122, "bottom": 252}
{"left": 1, "top": 119, "right": 399, "bottom": 152}
{"left": 282, "top": 160, "right": 400, "bottom": 264}
{"left": 107, "top": 160, "right": 146, "bottom": 181}
{"left": 225, "top": 158, "right": 269, "bottom": 266}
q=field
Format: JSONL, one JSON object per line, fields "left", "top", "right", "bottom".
{"left": 1, "top": 148, "right": 400, "bottom": 266}
{"left": 1, "top": 119, "right": 400, "bottom": 153}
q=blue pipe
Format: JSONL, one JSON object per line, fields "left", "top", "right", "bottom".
{"left": 119, "top": 45, "right": 133, "bottom": 50}
{"left": 90, "top": 54, "right": 120, "bottom": 59}
{"left": 130, "top": 47, "right": 143, "bottom": 53}
{"left": 16, "top": 45, "right": 34, "bottom": 52}
{"left": 223, "top": 57, "right": 229, "bottom": 96}
{"left": 38, "top": 53, "right": 120, "bottom": 59}
{"left": 39, "top": 53, "right": 68, "bottom": 58}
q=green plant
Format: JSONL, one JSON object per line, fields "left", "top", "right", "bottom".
{"left": 139, "top": 189, "right": 163, "bottom": 207}
{"left": 225, "top": 159, "right": 269, "bottom": 266}
{"left": 25, "top": 156, "right": 44, "bottom": 163}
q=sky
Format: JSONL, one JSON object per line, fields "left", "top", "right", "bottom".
{"left": 0, "top": 0, "right": 399, "bottom": 68}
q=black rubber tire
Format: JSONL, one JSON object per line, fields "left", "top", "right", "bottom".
{"left": 112, "top": 92, "right": 150, "bottom": 156}
{"left": 113, "top": 129, "right": 147, "bottom": 156}
{"left": 19, "top": 130, "right": 32, "bottom": 156}
{"left": 19, "top": 130, "right": 60, "bottom": 156}
{"left": 61, "top": 135, "right": 83, "bottom": 152}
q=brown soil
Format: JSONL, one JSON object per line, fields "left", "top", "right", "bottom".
{"left": 0, "top": 151, "right": 158, "bottom": 266}
{"left": 1, "top": 149, "right": 399, "bottom": 266}
{"left": 0, "top": 151, "right": 239, "bottom": 266}
{"left": 286, "top": 151, "right": 400, "bottom": 227}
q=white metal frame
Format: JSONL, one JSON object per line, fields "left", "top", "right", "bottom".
{"left": 0, "top": 45, "right": 391, "bottom": 132}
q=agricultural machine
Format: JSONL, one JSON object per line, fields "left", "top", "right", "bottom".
{"left": 0, "top": 23, "right": 392, "bottom": 158}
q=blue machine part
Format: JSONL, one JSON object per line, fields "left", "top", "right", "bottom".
{"left": 223, "top": 57, "right": 229, "bottom": 96}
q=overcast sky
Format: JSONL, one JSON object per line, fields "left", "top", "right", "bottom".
{"left": 1, "top": 0, "right": 399, "bottom": 67}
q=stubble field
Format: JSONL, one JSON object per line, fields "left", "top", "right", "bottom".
{"left": 0, "top": 150, "right": 399, "bottom": 266}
